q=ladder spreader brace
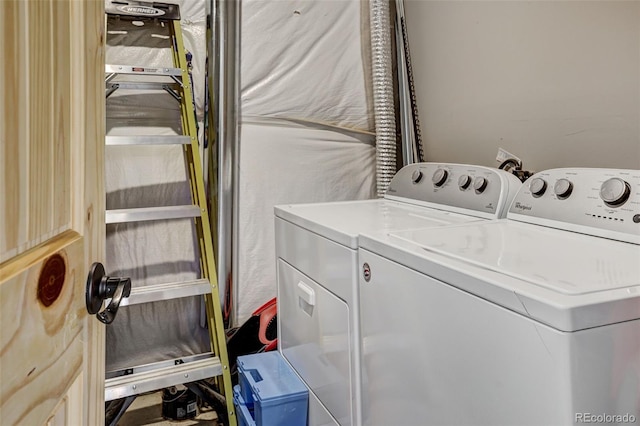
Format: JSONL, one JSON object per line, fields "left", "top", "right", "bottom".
{"left": 103, "top": 2, "right": 237, "bottom": 425}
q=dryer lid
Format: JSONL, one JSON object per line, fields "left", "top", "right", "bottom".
{"left": 275, "top": 199, "right": 477, "bottom": 249}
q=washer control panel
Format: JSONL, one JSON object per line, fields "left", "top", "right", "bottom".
{"left": 385, "top": 163, "right": 522, "bottom": 218}
{"left": 508, "top": 168, "right": 640, "bottom": 240}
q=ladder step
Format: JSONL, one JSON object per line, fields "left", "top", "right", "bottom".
{"left": 105, "top": 354, "right": 222, "bottom": 401}
{"left": 106, "top": 64, "right": 183, "bottom": 77}
{"left": 106, "top": 82, "right": 181, "bottom": 91}
{"left": 120, "top": 279, "right": 211, "bottom": 306}
{"left": 106, "top": 205, "right": 201, "bottom": 224}
{"left": 106, "top": 135, "right": 191, "bottom": 146}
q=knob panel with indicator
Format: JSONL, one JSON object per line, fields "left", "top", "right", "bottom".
{"left": 473, "top": 177, "right": 488, "bottom": 193}
{"left": 554, "top": 178, "right": 573, "bottom": 199}
{"left": 507, "top": 167, "right": 640, "bottom": 245}
{"left": 600, "top": 178, "right": 631, "bottom": 207}
{"left": 529, "top": 178, "right": 547, "bottom": 197}
{"left": 458, "top": 175, "right": 471, "bottom": 190}
{"left": 432, "top": 169, "right": 449, "bottom": 187}
{"left": 411, "top": 170, "right": 423, "bottom": 184}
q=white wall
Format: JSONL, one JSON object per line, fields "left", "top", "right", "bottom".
{"left": 404, "top": 0, "right": 640, "bottom": 172}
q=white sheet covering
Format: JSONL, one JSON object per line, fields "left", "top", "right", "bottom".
{"left": 236, "top": 120, "right": 375, "bottom": 322}
{"left": 240, "top": 0, "right": 374, "bottom": 131}
{"left": 236, "top": 0, "right": 376, "bottom": 323}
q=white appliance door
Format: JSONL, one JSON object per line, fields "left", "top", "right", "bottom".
{"left": 361, "top": 249, "right": 582, "bottom": 426}
{"left": 278, "top": 260, "right": 351, "bottom": 425}
{"left": 359, "top": 249, "right": 640, "bottom": 426}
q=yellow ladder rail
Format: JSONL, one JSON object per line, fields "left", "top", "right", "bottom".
{"left": 170, "top": 19, "right": 237, "bottom": 426}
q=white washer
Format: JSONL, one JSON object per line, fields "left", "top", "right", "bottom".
{"left": 358, "top": 168, "right": 640, "bottom": 425}
{"left": 274, "top": 163, "right": 522, "bottom": 426}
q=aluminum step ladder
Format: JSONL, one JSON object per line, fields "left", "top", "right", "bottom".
{"left": 100, "top": 2, "right": 236, "bottom": 424}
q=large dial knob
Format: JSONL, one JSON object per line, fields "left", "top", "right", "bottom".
{"left": 554, "top": 178, "right": 573, "bottom": 199}
{"left": 473, "top": 177, "right": 488, "bottom": 193}
{"left": 411, "top": 170, "right": 423, "bottom": 184}
{"left": 600, "top": 178, "right": 631, "bottom": 207}
{"left": 458, "top": 175, "right": 472, "bottom": 190}
{"left": 432, "top": 168, "right": 448, "bottom": 187}
{"left": 529, "top": 178, "right": 547, "bottom": 197}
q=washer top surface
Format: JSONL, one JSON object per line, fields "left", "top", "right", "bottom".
{"left": 359, "top": 167, "right": 640, "bottom": 331}
{"left": 275, "top": 162, "right": 522, "bottom": 249}
{"left": 387, "top": 220, "right": 640, "bottom": 296}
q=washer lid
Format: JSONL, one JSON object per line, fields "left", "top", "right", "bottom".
{"left": 391, "top": 221, "right": 640, "bottom": 295}
{"left": 364, "top": 220, "right": 640, "bottom": 330}
{"left": 275, "top": 199, "right": 478, "bottom": 249}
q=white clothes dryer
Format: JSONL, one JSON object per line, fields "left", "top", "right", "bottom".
{"left": 358, "top": 168, "right": 640, "bottom": 425}
{"left": 274, "top": 163, "right": 522, "bottom": 426}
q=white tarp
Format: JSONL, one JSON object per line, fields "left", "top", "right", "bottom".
{"left": 240, "top": 0, "right": 373, "bottom": 130}
{"left": 237, "top": 0, "right": 375, "bottom": 323}
{"left": 236, "top": 120, "right": 375, "bottom": 322}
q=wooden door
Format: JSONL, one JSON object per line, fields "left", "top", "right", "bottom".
{"left": 0, "top": 1, "right": 105, "bottom": 424}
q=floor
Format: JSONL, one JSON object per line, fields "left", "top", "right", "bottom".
{"left": 119, "top": 391, "right": 220, "bottom": 425}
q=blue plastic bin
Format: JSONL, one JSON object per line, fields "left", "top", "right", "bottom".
{"left": 236, "top": 352, "right": 308, "bottom": 426}
{"left": 234, "top": 385, "right": 256, "bottom": 426}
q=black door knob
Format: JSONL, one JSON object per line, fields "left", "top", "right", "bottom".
{"left": 85, "top": 262, "right": 131, "bottom": 324}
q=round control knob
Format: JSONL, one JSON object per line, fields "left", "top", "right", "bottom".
{"left": 600, "top": 177, "right": 631, "bottom": 207}
{"left": 432, "top": 168, "right": 448, "bottom": 187}
{"left": 458, "top": 175, "right": 472, "bottom": 190}
{"left": 554, "top": 178, "right": 573, "bottom": 199}
{"left": 529, "top": 178, "right": 547, "bottom": 197}
{"left": 473, "top": 177, "right": 488, "bottom": 193}
{"left": 411, "top": 170, "right": 423, "bottom": 184}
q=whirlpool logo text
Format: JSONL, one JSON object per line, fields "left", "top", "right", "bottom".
{"left": 514, "top": 202, "right": 533, "bottom": 211}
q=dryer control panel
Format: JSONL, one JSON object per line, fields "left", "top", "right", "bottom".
{"left": 508, "top": 168, "right": 640, "bottom": 243}
{"left": 385, "top": 163, "right": 522, "bottom": 219}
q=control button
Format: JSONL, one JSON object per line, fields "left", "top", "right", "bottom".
{"left": 458, "top": 175, "right": 471, "bottom": 190}
{"left": 600, "top": 178, "right": 631, "bottom": 207}
{"left": 633, "top": 214, "right": 640, "bottom": 224}
{"left": 473, "top": 177, "right": 488, "bottom": 193}
{"left": 432, "top": 168, "right": 449, "bottom": 187}
{"left": 411, "top": 170, "right": 423, "bottom": 184}
{"left": 554, "top": 178, "right": 573, "bottom": 199}
{"left": 529, "top": 178, "right": 547, "bottom": 197}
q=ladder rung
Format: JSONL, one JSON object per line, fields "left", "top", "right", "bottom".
{"left": 106, "top": 82, "right": 181, "bottom": 91}
{"left": 106, "top": 206, "right": 201, "bottom": 224}
{"left": 105, "top": 354, "right": 222, "bottom": 401}
{"left": 106, "top": 64, "right": 183, "bottom": 77}
{"left": 120, "top": 279, "right": 211, "bottom": 306}
{"left": 106, "top": 135, "right": 191, "bottom": 146}
{"left": 107, "top": 352, "right": 213, "bottom": 379}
